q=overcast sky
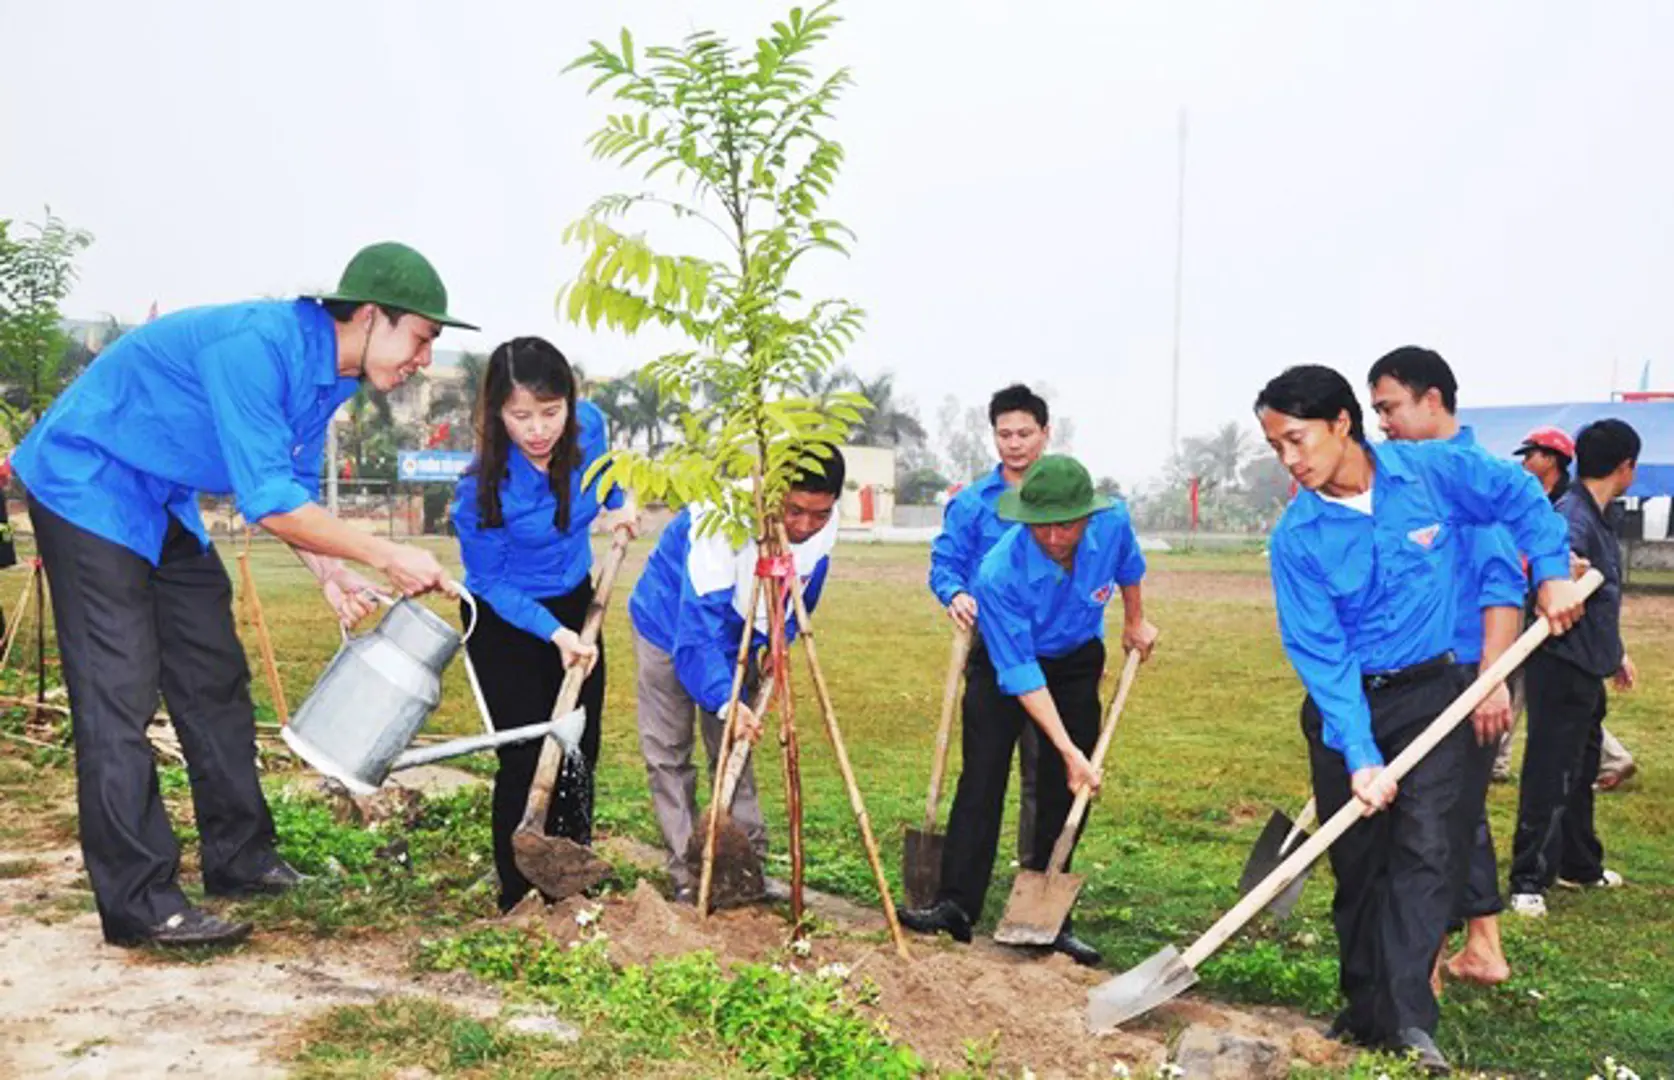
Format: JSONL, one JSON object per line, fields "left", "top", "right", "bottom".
{"left": 3, "top": 1, "right": 1671, "bottom": 487}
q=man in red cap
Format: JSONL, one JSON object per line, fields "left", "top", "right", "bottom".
{"left": 1499, "top": 428, "right": 1638, "bottom": 789}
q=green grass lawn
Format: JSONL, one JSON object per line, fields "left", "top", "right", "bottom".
{"left": 2, "top": 536, "right": 1669, "bottom": 1077}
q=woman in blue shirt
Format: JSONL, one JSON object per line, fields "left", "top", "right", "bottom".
{"left": 451, "top": 337, "right": 631, "bottom": 912}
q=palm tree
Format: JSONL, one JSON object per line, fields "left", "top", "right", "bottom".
{"left": 1181, "top": 421, "right": 1256, "bottom": 493}
{"left": 847, "top": 371, "right": 926, "bottom": 448}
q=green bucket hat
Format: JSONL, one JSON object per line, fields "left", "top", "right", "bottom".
{"left": 996, "top": 454, "right": 1113, "bottom": 525}
{"left": 313, "top": 241, "right": 477, "bottom": 330}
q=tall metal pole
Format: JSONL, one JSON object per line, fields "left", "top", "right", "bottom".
{"left": 1170, "top": 109, "right": 1188, "bottom": 455}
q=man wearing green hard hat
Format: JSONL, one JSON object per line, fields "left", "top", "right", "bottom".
{"left": 11, "top": 241, "right": 473, "bottom": 948}
{"left": 900, "top": 454, "right": 1160, "bottom": 965}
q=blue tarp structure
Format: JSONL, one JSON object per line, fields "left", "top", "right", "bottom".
{"left": 1457, "top": 400, "right": 1674, "bottom": 499}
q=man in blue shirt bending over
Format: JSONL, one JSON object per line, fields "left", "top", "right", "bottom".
{"left": 11, "top": 242, "right": 469, "bottom": 948}
{"left": 901, "top": 454, "right": 1158, "bottom": 966}
{"left": 628, "top": 452, "right": 843, "bottom": 904}
{"left": 928, "top": 383, "right": 1052, "bottom": 865}
{"left": 1257, "top": 365, "right": 1582, "bottom": 1072}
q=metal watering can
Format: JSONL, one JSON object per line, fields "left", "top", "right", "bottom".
{"left": 281, "top": 587, "right": 580, "bottom": 796}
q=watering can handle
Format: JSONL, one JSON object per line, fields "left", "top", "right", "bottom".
{"left": 337, "top": 580, "right": 479, "bottom": 642}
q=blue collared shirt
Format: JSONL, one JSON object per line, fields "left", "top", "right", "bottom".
{"left": 1269, "top": 440, "right": 1569, "bottom": 774}
{"left": 973, "top": 503, "right": 1147, "bottom": 696}
{"left": 928, "top": 465, "right": 1012, "bottom": 606}
{"left": 450, "top": 400, "right": 624, "bottom": 642}
{"left": 1445, "top": 427, "right": 1527, "bottom": 665}
{"left": 629, "top": 505, "right": 834, "bottom": 714}
{"left": 11, "top": 300, "right": 358, "bottom": 563}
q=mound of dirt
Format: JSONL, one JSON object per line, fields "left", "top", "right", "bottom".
{"left": 508, "top": 881, "right": 1349, "bottom": 1077}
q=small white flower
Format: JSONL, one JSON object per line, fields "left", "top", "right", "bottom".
{"left": 1297, "top": 931, "right": 1319, "bottom": 948}
{"left": 1158, "top": 1065, "right": 1185, "bottom": 1080}
{"left": 1111, "top": 1064, "right": 1131, "bottom": 1079}
{"left": 816, "top": 962, "right": 851, "bottom": 981}
{"left": 771, "top": 963, "right": 786, "bottom": 974}
{"left": 1022, "top": 1070, "right": 1037, "bottom": 1080}
{"left": 1377, "top": 1073, "right": 1392, "bottom": 1080}
{"left": 575, "top": 905, "right": 602, "bottom": 928}
{"left": 790, "top": 938, "right": 812, "bottom": 958}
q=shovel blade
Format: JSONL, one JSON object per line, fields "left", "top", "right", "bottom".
{"left": 992, "top": 869, "right": 1085, "bottom": 946}
{"left": 1086, "top": 945, "right": 1199, "bottom": 1033}
{"left": 512, "top": 829, "right": 611, "bottom": 901}
{"left": 1237, "top": 808, "right": 1314, "bottom": 922}
{"left": 901, "top": 827, "right": 944, "bottom": 910}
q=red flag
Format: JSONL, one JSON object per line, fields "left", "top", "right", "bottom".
{"left": 426, "top": 421, "right": 451, "bottom": 449}
{"left": 1188, "top": 476, "right": 1201, "bottom": 531}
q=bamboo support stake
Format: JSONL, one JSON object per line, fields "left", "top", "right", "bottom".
{"left": 698, "top": 571, "right": 765, "bottom": 918}
{"left": 775, "top": 521, "right": 911, "bottom": 960}
{"left": 0, "top": 560, "right": 38, "bottom": 671}
{"left": 236, "top": 537, "right": 289, "bottom": 726}
{"left": 767, "top": 555, "right": 806, "bottom": 930}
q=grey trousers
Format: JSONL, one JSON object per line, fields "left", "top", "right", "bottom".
{"left": 30, "top": 497, "right": 277, "bottom": 943}
{"left": 1497, "top": 671, "right": 1634, "bottom": 781}
{"left": 633, "top": 631, "right": 767, "bottom": 891}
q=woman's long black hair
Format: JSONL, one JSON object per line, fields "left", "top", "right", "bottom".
{"left": 473, "top": 336, "right": 582, "bottom": 530}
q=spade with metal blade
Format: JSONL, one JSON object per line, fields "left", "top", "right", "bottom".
{"left": 902, "top": 627, "right": 973, "bottom": 909}
{"left": 1087, "top": 573, "right": 1600, "bottom": 1033}
{"left": 510, "top": 529, "right": 631, "bottom": 902}
{"left": 993, "top": 648, "right": 1142, "bottom": 946}
{"left": 1236, "top": 796, "right": 1316, "bottom": 922}
{"left": 684, "top": 674, "right": 776, "bottom": 909}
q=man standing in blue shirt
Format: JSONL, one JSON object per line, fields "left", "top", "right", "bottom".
{"left": 1257, "top": 365, "right": 1581, "bottom": 1071}
{"left": 928, "top": 383, "right": 1052, "bottom": 864}
{"left": 627, "top": 454, "right": 843, "bottom": 903}
{"left": 1368, "top": 347, "right": 1524, "bottom": 990}
{"left": 901, "top": 454, "right": 1158, "bottom": 966}
{"left": 1508, "top": 419, "right": 1641, "bottom": 917}
{"left": 11, "top": 242, "right": 470, "bottom": 948}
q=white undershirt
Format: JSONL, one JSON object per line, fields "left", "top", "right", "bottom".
{"left": 1319, "top": 487, "right": 1374, "bottom": 515}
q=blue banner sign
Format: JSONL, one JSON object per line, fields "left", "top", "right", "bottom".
{"left": 397, "top": 450, "right": 474, "bottom": 483}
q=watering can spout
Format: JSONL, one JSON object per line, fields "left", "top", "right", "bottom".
{"left": 389, "top": 709, "right": 585, "bottom": 773}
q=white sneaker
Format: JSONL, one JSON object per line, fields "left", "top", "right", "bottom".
{"left": 1557, "top": 868, "right": 1625, "bottom": 890}
{"left": 1509, "top": 892, "right": 1548, "bottom": 917}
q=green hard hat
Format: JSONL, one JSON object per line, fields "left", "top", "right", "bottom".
{"left": 996, "top": 454, "right": 1114, "bottom": 525}
{"left": 313, "top": 241, "right": 476, "bottom": 330}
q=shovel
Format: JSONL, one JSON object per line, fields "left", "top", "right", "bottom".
{"left": 902, "top": 627, "right": 973, "bottom": 909}
{"left": 1087, "top": 569, "right": 1601, "bottom": 1033}
{"left": 685, "top": 675, "right": 776, "bottom": 909}
{"left": 993, "top": 648, "right": 1143, "bottom": 946}
{"left": 510, "top": 529, "right": 631, "bottom": 901}
{"left": 1235, "top": 796, "right": 1316, "bottom": 923}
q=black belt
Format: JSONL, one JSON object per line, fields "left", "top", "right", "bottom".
{"left": 1362, "top": 651, "right": 1455, "bottom": 693}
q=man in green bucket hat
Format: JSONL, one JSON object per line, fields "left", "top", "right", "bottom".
{"left": 900, "top": 454, "right": 1160, "bottom": 965}
{"left": 11, "top": 241, "right": 472, "bottom": 949}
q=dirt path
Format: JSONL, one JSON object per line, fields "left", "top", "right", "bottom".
{"left": 0, "top": 847, "right": 501, "bottom": 1079}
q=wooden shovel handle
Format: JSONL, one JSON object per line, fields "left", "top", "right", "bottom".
{"left": 520, "top": 529, "right": 632, "bottom": 829}
{"left": 921, "top": 627, "right": 973, "bottom": 832}
{"left": 716, "top": 675, "right": 776, "bottom": 809}
{"left": 1179, "top": 568, "right": 1602, "bottom": 970}
{"left": 1278, "top": 797, "right": 1317, "bottom": 854}
{"left": 1044, "top": 648, "right": 1143, "bottom": 874}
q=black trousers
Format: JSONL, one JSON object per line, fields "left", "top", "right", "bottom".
{"left": 461, "top": 579, "right": 604, "bottom": 913}
{"left": 30, "top": 496, "right": 278, "bottom": 943}
{"left": 1509, "top": 650, "right": 1606, "bottom": 895}
{"left": 1303, "top": 663, "right": 1471, "bottom": 1044}
{"left": 937, "top": 638, "right": 1104, "bottom": 924}
{"left": 1450, "top": 664, "right": 1503, "bottom": 925}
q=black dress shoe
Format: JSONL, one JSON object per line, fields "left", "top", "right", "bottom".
{"left": 1324, "top": 1012, "right": 1374, "bottom": 1046}
{"left": 205, "top": 860, "right": 309, "bottom": 899}
{"left": 112, "top": 907, "right": 253, "bottom": 949}
{"left": 898, "top": 900, "right": 973, "bottom": 943}
{"left": 1386, "top": 1027, "right": 1451, "bottom": 1075}
{"left": 1050, "top": 930, "right": 1101, "bottom": 967}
